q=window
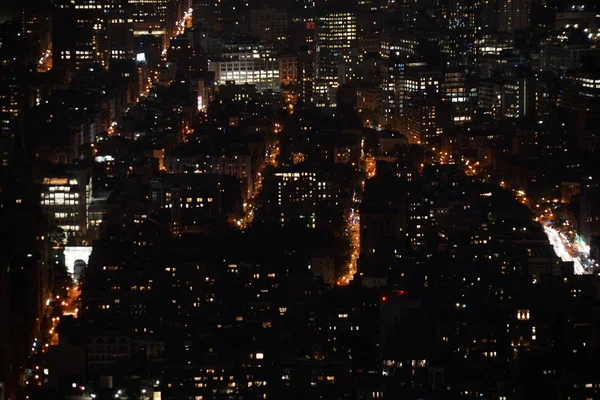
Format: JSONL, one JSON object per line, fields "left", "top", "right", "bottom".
{"left": 517, "top": 309, "right": 530, "bottom": 320}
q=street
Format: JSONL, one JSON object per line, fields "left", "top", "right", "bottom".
{"left": 543, "top": 224, "right": 586, "bottom": 275}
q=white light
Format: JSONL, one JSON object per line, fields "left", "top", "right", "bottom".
{"left": 543, "top": 225, "right": 585, "bottom": 274}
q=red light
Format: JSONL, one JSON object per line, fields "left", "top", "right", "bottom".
{"left": 398, "top": 290, "right": 406, "bottom": 296}
{"left": 382, "top": 296, "right": 387, "bottom": 302}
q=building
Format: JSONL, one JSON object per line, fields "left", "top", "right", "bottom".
{"left": 403, "top": 64, "right": 442, "bottom": 98}
{"left": 477, "top": 78, "right": 503, "bottom": 118}
{"left": 165, "top": 145, "right": 255, "bottom": 199}
{"left": 298, "top": 46, "right": 315, "bottom": 103}
{"left": 107, "top": 4, "right": 135, "bottom": 63}
{"left": 250, "top": 8, "right": 288, "bottom": 42}
{"left": 501, "top": 76, "right": 535, "bottom": 119}
{"left": 562, "top": 71, "right": 600, "bottom": 110}
{"left": 357, "top": 87, "right": 384, "bottom": 127}
{"left": 382, "top": 59, "right": 404, "bottom": 127}
{"left": 52, "top": 0, "right": 135, "bottom": 74}
{"left": 167, "top": 36, "right": 195, "bottom": 77}
{"left": 359, "top": 176, "right": 407, "bottom": 259}
{"left": 360, "top": 202, "right": 406, "bottom": 257}
{"left": 562, "top": 72, "right": 600, "bottom": 150}
{"left": 0, "top": 65, "right": 21, "bottom": 168}
{"left": 475, "top": 32, "right": 514, "bottom": 57}
{"left": 398, "top": 0, "right": 421, "bottom": 27}
{"left": 279, "top": 56, "right": 298, "bottom": 87}
{"left": 400, "top": 93, "right": 450, "bottom": 148}
{"left": 150, "top": 174, "right": 242, "bottom": 235}
{"left": 441, "top": 69, "right": 473, "bottom": 124}
{"left": 498, "top": 0, "right": 530, "bottom": 32}
{"left": 260, "top": 167, "right": 342, "bottom": 229}
{"left": 390, "top": 62, "right": 442, "bottom": 123}
{"left": 555, "top": 10, "right": 599, "bottom": 31}
{"left": 272, "top": 170, "right": 335, "bottom": 208}
{"left": 314, "top": 12, "right": 357, "bottom": 107}
{"left": 130, "top": 0, "right": 169, "bottom": 48}
{"left": 478, "top": 76, "right": 535, "bottom": 119}
{"left": 212, "top": 154, "right": 254, "bottom": 199}
{"left": 40, "top": 167, "right": 92, "bottom": 237}
{"left": 380, "top": 293, "right": 428, "bottom": 394}
{"left": 541, "top": 43, "right": 600, "bottom": 76}
{"left": 208, "top": 44, "right": 280, "bottom": 91}
{"left": 580, "top": 176, "right": 600, "bottom": 244}
{"left": 52, "top": 0, "right": 102, "bottom": 73}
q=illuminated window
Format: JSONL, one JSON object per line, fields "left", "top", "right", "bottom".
{"left": 517, "top": 309, "right": 530, "bottom": 320}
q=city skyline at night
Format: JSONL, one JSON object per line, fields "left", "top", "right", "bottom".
{"left": 1, "top": 0, "right": 600, "bottom": 399}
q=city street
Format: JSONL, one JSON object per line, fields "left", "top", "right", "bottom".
{"left": 339, "top": 209, "right": 359, "bottom": 285}
{"left": 543, "top": 223, "right": 586, "bottom": 275}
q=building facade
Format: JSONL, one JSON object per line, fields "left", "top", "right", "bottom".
{"left": 40, "top": 168, "right": 92, "bottom": 236}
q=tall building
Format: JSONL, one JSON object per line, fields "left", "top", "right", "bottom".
{"left": 477, "top": 76, "right": 535, "bottom": 119}
{"left": 314, "top": 12, "right": 357, "bottom": 107}
{"left": 358, "top": 176, "right": 407, "bottom": 279}
{"left": 250, "top": 8, "right": 288, "bottom": 42}
{"left": 0, "top": 170, "right": 51, "bottom": 400}
{"left": 0, "top": 66, "right": 21, "bottom": 168}
{"left": 498, "top": 0, "right": 531, "bottom": 32}
{"left": 52, "top": 0, "right": 133, "bottom": 74}
{"left": 564, "top": 72, "right": 600, "bottom": 151}
{"left": 40, "top": 167, "right": 92, "bottom": 237}
{"left": 481, "top": 0, "right": 499, "bottom": 31}
{"left": 380, "top": 293, "right": 429, "bottom": 394}
{"left": 400, "top": 93, "right": 450, "bottom": 148}
{"left": 501, "top": 76, "right": 535, "bottom": 119}
{"left": 580, "top": 176, "right": 600, "bottom": 244}
{"left": 21, "top": 0, "right": 53, "bottom": 60}
{"left": 280, "top": 56, "right": 298, "bottom": 87}
{"left": 398, "top": 0, "right": 420, "bottom": 27}
{"left": 298, "top": 46, "right": 315, "bottom": 104}
{"left": 442, "top": 69, "right": 473, "bottom": 124}
{"left": 107, "top": 2, "right": 135, "bottom": 62}
{"left": 52, "top": 0, "right": 105, "bottom": 73}
{"left": 0, "top": 22, "right": 28, "bottom": 169}
{"left": 130, "top": 0, "right": 168, "bottom": 42}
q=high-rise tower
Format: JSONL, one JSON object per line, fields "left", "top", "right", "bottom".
{"left": 314, "top": 11, "right": 357, "bottom": 107}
